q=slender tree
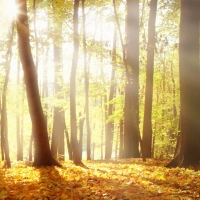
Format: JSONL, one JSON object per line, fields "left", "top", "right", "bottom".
{"left": 0, "top": 23, "right": 14, "bottom": 168}
{"left": 118, "top": 119, "right": 124, "bottom": 159}
{"left": 50, "top": 0, "right": 65, "bottom": 161}
{"left": 70, "top": 0, "right": 82, "bottom": 165}
{"left": 105, "top": 29, "right": 117, "bottom": 159}
{"left": 16, "top": 0, "right": 61, "bottom": 167}
{"left": 78, "top": 112, "right": 85, "bottom": 159}
{"left": 65, "top": 126, "right": 72, "bottom": 160}
{"left": 142, "top": 0, "right": 158, "bottom": 158}
{"left": 166, "top": 0, "right": 200, "bottom": 167}
{"left": 82, "top": 0, "right": 91, "bottom": 160}
{"left": 51, "top": 29, "right": 65, "bottom": 160}
{"left": 16, "top": 61, "right": 23, "bottom": 161}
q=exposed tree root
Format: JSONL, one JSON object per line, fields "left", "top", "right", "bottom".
{"left": 166, "top": 155, "right": 200, "bottom": 168}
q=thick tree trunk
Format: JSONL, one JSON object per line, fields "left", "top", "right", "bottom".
{"left": 113, "top": 0, "right": 145, "bottom": 161}
{"left": 124, "top": 0, "right": 140, "bottom": 158}
{"left": 166, "top": 0, "right": 200, "bottom": 168}
{"left": 16, "top": 0, "right": 61, "bottom": 167}
{"left": 51, "top": 40, "right": 65, "bottom": 160}
{"left": 142, "top": 0, "right": 157, "bottom": 158}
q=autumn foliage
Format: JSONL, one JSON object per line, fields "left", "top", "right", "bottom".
{"left": 0, "top": 159, "right": 200, "bottom": 199}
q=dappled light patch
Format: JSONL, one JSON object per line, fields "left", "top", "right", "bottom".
{"left": 0, "top": 159, "right": 200, "bottom": 199}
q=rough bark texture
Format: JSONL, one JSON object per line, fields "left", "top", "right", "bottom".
{"left": 142, "top": 0, "right": 157, "bottom": 158}
{"left": 166, "top": 0, "right": 200, "bottom": 168}
{"left": 16, "top": 0, "right": 61, "bottom": 167}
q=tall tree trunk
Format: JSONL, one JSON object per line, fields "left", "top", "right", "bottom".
{"left": 70, "top": 0, "right": 82, "bottom": 165}
{"left": 123, "top": 0, "right": 140, "bottom": 158}
{"left": 82, "top": 0, "right": 91, "bottom": 160}
{"left": 0, "top": 97, "right": 3, "bottom": 161}
{"left": 42, "top": 46, "right": 49, "bottom": 125}
{"left": 142, "top": 0, "right": 157, "bottom": 158}
{"left": 33, "top": 0, "right": 38, "bottom": 71}
{"left": 113, "top": 0, "right": 146, "bottom": 162}
{"left": 166, "top": 0, "right": 200, "bottom": 168}
{"left": 51, "top": 38, "right": 65, "bottom": 160}
{"left": 16, "top": 61, "right": 23, "bottom": 161}
{"left": 0, "top": 23, "right": 14, "bottom": 168}
{"left": 16, "top": 0, "right": 61, "bottom": 167}
{"left": 101, "top": 97, "right": 104, "bottom": 160}
{"left": 105, "top": 29, "right": 117, "bottom": 159}
{"left": 170, "top": 63, "right": 177, "bottom": 118}
{"left": 50, "top": 0, "right": 65, "bottom": 160}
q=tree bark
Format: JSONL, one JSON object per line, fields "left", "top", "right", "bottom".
{"left": 16, "top": 61, "right": 23, "bottom": 161}
{"left": 82, "top": 0, "right": 91, "bottom": 160}
{"left": 105, "top": 29, "right": 117, "bottom": 159}
{"left": 142, "top": 0, "right": 157, "bottom": 158}
{"left": 0, "top": 23, "right": 14, "bottom": 167}
{"left": 123, "top": 0, "right": 140, "bottom": 158}
{"left": 118, "top": 119, "right": 124, "bottom": 159}
{"left": 166, "top": 0, "right": 200, "bottom": 168}
{"left": 79, "top": 112, "right": 85, "bottom": 160}
{"left": 64, "top": 126, "right": 72, "bottom": 160}
{"left": 51, "top": 41, "right": 65, "bottom": 160}
{"left": 70, "top": 0, "right": 82, "bottom": 165}
{"left": 16, "top": 0, "right": 61, "bottom": 167}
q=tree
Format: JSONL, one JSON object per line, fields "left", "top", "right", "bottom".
{"left": 142, "top": 0, "right": 158, "bottom": 158}
{"left": 82, "top": 0, "right": 91, "bottom": 160}
{"left": 166, "top": 0, "right": 200, "bottom": 167}
{"left": 123, "top": 0, "right": 140, "bottom": 158}
{"left": 16, "top": 0, "right": 61, "bottom": 167}
{"left": 70, "top": 0, "right": 82, "bottom": 165}
{"left": 0, "top": 23, "right": 14, "bottom": 168}
{"left": 16, "top": 61, "right": 23, "bottom": 161}
{"left": 51, "top": 0, "right": 65, "bottom": 160}
{"left": 105, "top": 29, "right": 117, "bottom": 159}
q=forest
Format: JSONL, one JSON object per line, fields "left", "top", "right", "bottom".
{"left": 0, "top": 0, "right": 200, "bottom": 199}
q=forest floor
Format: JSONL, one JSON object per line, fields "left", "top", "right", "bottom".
{"left": 0, "top": 159, "right": 200, "bottom": 200}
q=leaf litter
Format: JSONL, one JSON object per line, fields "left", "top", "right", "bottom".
{"left": 0, "top": 159, "right": 200, "bottom": 199}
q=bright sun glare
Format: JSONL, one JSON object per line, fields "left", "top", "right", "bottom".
{"left": 2, "top": 0, "right": 17, "bottom": 19}
{"left": 0, "top": 0, "right": 19, "bottom": 35}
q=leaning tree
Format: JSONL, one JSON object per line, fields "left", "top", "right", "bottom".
{"left": 16, "top": 0, "right": 61, "bottom": 167}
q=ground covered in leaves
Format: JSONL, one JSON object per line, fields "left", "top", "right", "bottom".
{"left": 0, "top": 159, "right": 200, "bottom": 199}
